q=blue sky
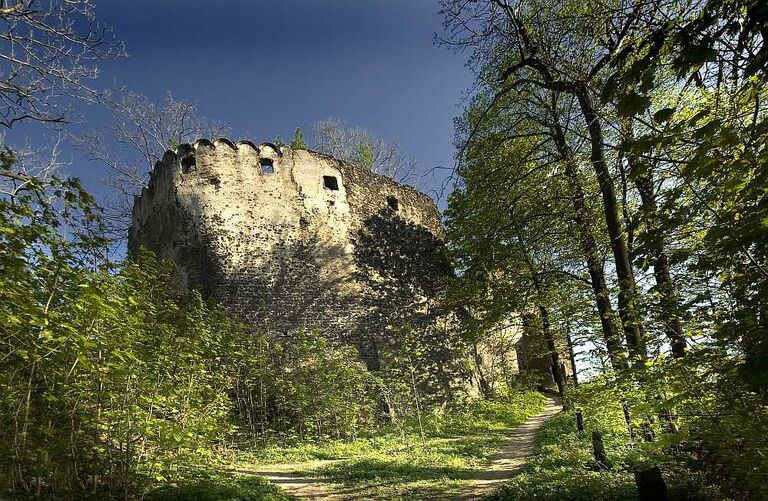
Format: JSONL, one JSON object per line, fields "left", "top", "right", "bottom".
{"left": 6, "top": 0, "right": 473, "bottom": 204}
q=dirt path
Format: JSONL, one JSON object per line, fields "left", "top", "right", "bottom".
{"left": 451, "top": 397, "right": 561, "bottom": 500}
{"left": 241, "top": 459, "right": 341, "bottom": 499}
{"left": 246, "top": 398, "right": 561, "bottom": 500}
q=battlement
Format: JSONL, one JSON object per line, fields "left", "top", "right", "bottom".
{"left": 134, "top": 138, "right": 441, "bottom": 229}
{"left": 131, "top": 139, "right": 441, "bottom": 252}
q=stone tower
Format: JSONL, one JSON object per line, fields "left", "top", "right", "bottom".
{"left": 129, "top": 139, "right": 462, "bottom": 390}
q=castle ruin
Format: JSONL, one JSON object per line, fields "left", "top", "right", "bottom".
{"left": 129, "top": 138, "right": 569, "bottom": 396}
{"left": 129, "top": 139, "right": 464, "bottom": 394}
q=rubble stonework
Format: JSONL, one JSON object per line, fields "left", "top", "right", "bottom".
{"left": 129, "top": 139, "right": 462, "bottom": 391}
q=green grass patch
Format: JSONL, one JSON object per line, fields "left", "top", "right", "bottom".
{"left": 144, "top": 470, "right": 288, "bottom": 501}
{"left": 231, "top": 391, "right": 545, "bottom": 500}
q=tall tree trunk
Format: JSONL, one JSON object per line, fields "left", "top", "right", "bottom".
{"left": 564, "top": 324, "right": 579, "bottom": 386}
{"left": 550, "top": 110, "right": 628, "bottom": 370}
{"left": 518, "top": 236, "right": 570, "bottom": 396}
{"left": 575, "top": 86, "right": 646, "bottom": 362}
{"left": 625, "top": 142, "right": 686, "bottom": 357}
{"left": 539, "top": 304, "right": 567, "bottom": 399}
{"left": 471, "top": 342, "right": 494, "bottom": 398}
{"left": 496, "top": 3, "right": 645, "bottom": 362}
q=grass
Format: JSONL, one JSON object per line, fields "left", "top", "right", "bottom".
{"left": 144, "top": 471, "right": 289, "bottom": 501}
{"left": 486, "top": 412, "right": 732, "bottom": 501}
{"left": 231, "top": 390, "right": 546, "bottom": 500}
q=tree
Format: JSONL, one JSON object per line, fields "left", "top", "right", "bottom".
{"left": 610, "top": 0, "right": 768, "bottom": 384}
{"left": 447, "top": 62, "right": 631, "bottom": 371}
{"left": 0, "top": 0, "right": 124, "bottom": 128}
{"left": 446, "top": 118, "right": 586, "bottom": 396}
{"left": 440, "top": 0, "right": 729, "bottom": 363}
{"left": 311, "top": 118, "right": 419, "bottom": 185}
{"left": 74, "top": 91, "right": 229, "bottom": 239}
{"left": 441, "top": 0, "right": 768, "bottom": 495}
{"left": 290, "top": 127, "right": 307, "bottom": 149}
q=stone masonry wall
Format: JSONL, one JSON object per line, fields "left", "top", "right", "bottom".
{"left": 129, "top": 139, "right": 463, "bottom": 395}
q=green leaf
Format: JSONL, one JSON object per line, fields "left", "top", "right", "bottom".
{"left": 616, "top": 92, "right": 652, "bottom": 117}
{"left": 693, "top": 119, "right": 722, "bottom": 139}
{"left": 653, "top": 108, "right": 675, "bottom": 123}
{"left": 684, "top": 44, "right": 717, "bottom": 66}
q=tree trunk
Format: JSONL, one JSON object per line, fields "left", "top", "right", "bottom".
{"left": 622, "top": 401, "right": 635, "bottom": 442}
{"left": 539, "top": 304, "right": 567, "bottom": 400}
{"left": 564, "top": 325, "right": 579, "bottom": 386}
{"left": 575, "top": 86, "right": 645, "bottom": 362}
{"left": 632, "top": 169, "right": 686, "bottom": 358}
{"left": 591, "top": 430, "right": 611, "bottom": 469}
{"left": 550, "top": 112, "right": 628, "bottom": 370}
{"left": 471, "top": 342, "right": 494, "bottom": 398}
{"left": 635, "top": 466, "right": 669, "bottom": 501}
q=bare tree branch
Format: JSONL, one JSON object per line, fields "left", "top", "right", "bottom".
{"left": 0, "top": 0, "right": 125, "bottom": 128}
{"left": 311, "top": 118, "right": 420, "bottom": 186}
{"left": 73, "top": 91, "right": 230, "bottom": 241}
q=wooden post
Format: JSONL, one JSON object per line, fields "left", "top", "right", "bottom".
{"left": 591, "top": 430, "right": 611, "bottom": 469}
{"left": 576, "top": 410, "right": 584, "bottom": 433}
{"left": 634, "top": 466, "right": 669, "bottom": 501}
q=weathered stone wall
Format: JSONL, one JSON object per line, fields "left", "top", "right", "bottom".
{"left": 129, "top": 139, "right": 462, "bottom": 394}
{"left": 517, "top": 313, "right": 576, "bottom": 391}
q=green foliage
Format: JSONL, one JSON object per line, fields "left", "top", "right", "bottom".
{"left": 145, "top": 471, "right": 287, "bottom": 501}
{"left": 422, "top": 389, "right": 545, "bottom": 436}
{"left": 353, "top": 142, "right": 374, "bottom": 170}
{"left": 0, "top": 239, "right": 239, "bottom": 495}
{"left": 289, "top": 127, "right": 307, "bottom": 149}
{"left": 488, "top": 404, "right": 731, "bottom": 500}
{"left": 230, "top": 330, "right": 377, "bottom": 444}
{"left": 487, "top": 349, "right": 766, "bottom": 500}
{"left": 441, "top": 0, "right": 768, "bottom": 497}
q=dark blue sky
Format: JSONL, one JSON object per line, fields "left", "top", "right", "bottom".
{"left": 7, "top": 0, "right": 473, "bottom": 204}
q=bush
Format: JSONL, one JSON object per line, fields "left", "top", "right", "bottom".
{"left": 230, "top": 330, "right": 377, "bottom": 444}
{"left": 0, "top": 249, "right": 239, "bottom": 497}
{"left": 145, "top": 471, "right": 287, "bottom": 501}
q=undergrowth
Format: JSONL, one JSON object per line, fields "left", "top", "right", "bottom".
{"left": 145, "top": 471, "right": 288, "bottom": 501}
{"left": 487, "top": 411, "right": 732, "bottom": 501}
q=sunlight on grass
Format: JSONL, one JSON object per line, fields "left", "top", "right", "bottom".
{"left": 486, "top": 412, "right": 732, "bottom": 501}
{"left": 232, "top": 391, "right": 545, "bottom": 499}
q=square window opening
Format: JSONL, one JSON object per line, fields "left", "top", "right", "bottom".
{"left": 387, "top": 196, "right": 399, "bottom": 211}
{"left": 323, "top": 175, "right": 339, "bottom": 191}
{"left": 260, "top": 158, "right": 275, "bottom": 174}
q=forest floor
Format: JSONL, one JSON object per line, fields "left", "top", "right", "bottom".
{"left": 236, "top": 396, "right": 560, "bottom": 500}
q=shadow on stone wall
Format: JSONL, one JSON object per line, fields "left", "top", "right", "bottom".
{"left": 169, "top": 207, "right": 467, "bottom": 402}
{"left": 352, "top": 208, "right": 467, "bottom": 402}
{"left": 185, "top": 226, "right": 357, "bottom": 336}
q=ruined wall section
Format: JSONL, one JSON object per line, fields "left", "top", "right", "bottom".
{"left": 129, "top": 141, "right": 455, "bottom": 381}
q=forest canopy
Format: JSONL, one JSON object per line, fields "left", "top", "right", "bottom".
{"left": 441, "top": 0, "right": 768, "bottom": 497}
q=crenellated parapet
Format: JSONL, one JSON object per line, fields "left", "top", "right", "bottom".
{"left": 132, "top": 139, "right": 441, "bottom": 245}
